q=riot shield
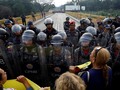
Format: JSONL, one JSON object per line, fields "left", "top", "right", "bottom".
{"left": 11, "top": 44, "right": 22, "bottom": 76}
{"left": 20, "top": 45, "right": 42, "bottom": 86}
{"left": 45, "top": 45, "right": 53, "bottom": 61}
{"left": 21, "top": 45, "right": 47, "bottom": 87}
{"left": 0, "top": 39, "right": 14, "bottom": 79}
{"left": 37, "top": 46, "right": 49, "bottom": 87}
{"left": 65, "top": 45, "right": 74, "bottom": 65}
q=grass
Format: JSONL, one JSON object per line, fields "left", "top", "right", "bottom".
{"left": 66, "top": 12, "right": 106, "bottom": 24}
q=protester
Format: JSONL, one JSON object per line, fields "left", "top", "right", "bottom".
{"left": 55, "top": 71, "right": 86, "bottom": 90}
{"left": 0, "top": 68, "right": 33, "bottom": 90}
{"left": 81, "top": 46, "right": 112, "bottom": 90}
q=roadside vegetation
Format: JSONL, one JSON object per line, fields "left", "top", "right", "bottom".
{"left": 66, "top": 12, "right": 106, "bottom": 23}
{"left": 0, "top": 12, "right": 52, "bottom": 25}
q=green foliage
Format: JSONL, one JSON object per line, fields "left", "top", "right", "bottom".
{"left": 0, "top": 0, "right": 55, "bottom": 19}
{"left": 72, "top": 0, "right": 120, "bottom": 11}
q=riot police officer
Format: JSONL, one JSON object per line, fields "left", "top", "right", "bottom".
{"left": 77, "top": 18, "right": 90, "bottom": 36}
{"left": 103, "top": 17, "right": 115, "bottom": 34}
{"left": 0, "top": 28, "right": 15, "bottom": 79}
{"left": 66, "top": 21, "right": 80, "bottom": 49}
{"left": 9, "top": 24, "right": 23, "bottom": 77}
{"left": 98, "top": 24, "right": 112, "bottom": 47}
{"left": 107, "top": 31, "right": 120, "bottom": 90}
{"left": 63, "top": 17, "right": 70, "bottom": 31}
{"left": 47, "top": 34, "right": 72, "bottom": 88}
{"left": 74, "top": 32, "right": 94, "bottom": 65}
{"left": 4, "top": 19, "right": 13, "bottom": 44}
{"left": 11, "top": 24, "right": 22, "bottom": 44}
{"left": 27, "top": 21, "right": 40, "bottom": 35}
{"left": 19, "top": 30, "right": 42, "bottom": 86}
{"left": 43, "top": 18, "right": 58, "bottom": 46}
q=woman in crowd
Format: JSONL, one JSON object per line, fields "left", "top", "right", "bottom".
{"left": 55, "top": 71, "right": 86, "bottom": 90}
{"left": 81, "top": 46, "right": 112, "bottom": 90}
{"left": 0, "top": 68, "right": 33, "bottom": 90}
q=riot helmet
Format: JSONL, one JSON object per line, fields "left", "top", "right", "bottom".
{"left": 27, "top": 21, "right": 33, "bottom": 27}
{"left": 114, "top": 32, "right": 120, "bottom": 44}
{"left": 88, "top": 17, "right": 92, "bottom": 21}
{"left": 51, "top": 34, "right": 63, "bottom": 45}
{"left": 66, "top": 17, "right": 70, "bottom": 21}
{"left": 58, "top": 31, "right": 67, "bottom": 40}
{"left": 37, "top": 31, "right": 47, "bottom": 41}
{"left": 51, "top": 34, "right": 63, "bottom": 52}
{"left": 44, "top": 18, "right": 53, "bottom": 25}
{"left": 0, "top": 28, "right": 9, "bottom": 40}
{"left": 114, "top": 27, "right": 120, "bottom": 34}
{"left": 79, "top": 32, "right": 93, "bottom": 47}
{"left": 103, "top": 18, "right": 112, "bottom": 24}
{"left": 85, "top": 18, "right": 91, "bottom": 25}
{"left": 86, "top": 26, "right": 97, "bottom": 36}
{"left": 80, "top": 18, "right": 85, "bottom": 24}
{"left": 80, "top": 18, "right": 90, "bottom": 25}
{"left": 11, "top": 24, "right": 22, "bottom": 35}
{"left": 22, "top": 30, "right": 36, "bottom": 46}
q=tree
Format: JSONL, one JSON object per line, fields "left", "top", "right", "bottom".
{"left": 0, "top": 5, "right": 13, "bottom": 19}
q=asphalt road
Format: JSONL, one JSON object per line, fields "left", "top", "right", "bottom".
{"left": 35, "top": 13, "right": 80, "bottom": 31}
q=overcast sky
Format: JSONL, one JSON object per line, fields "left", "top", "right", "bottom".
{"left": 52, "top": 0, "right": 72, "bottom": 7}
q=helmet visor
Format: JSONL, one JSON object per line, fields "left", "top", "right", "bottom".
{"left": 22, "top": 36, "right": 33, "bottom": 42}
{"left": 81, "top": 41, "right": 90, "bottom": 47}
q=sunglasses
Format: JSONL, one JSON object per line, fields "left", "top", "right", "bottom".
{"left": 94, "top": 47, "right": 103, "bottom": 59}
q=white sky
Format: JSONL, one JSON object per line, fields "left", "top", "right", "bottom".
{"left": 52, "top": 0, "right": 71, "bottom": 7}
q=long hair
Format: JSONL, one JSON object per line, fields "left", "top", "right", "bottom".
{"left": 55, "top": 72, "right": 86, "bottom": 90}
{"left": 94, "top": 47, "right": 110, "bottom": 82}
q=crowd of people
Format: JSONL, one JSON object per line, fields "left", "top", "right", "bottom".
{"left": 0, "top": 14, "right": 120, "bottom": 90}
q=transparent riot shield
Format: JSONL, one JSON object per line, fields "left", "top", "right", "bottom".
{"left": 47, "top": 46, "right": 72, "bottom": 88}
{"left": 65, "top": 45, "right": 74, "bottom": 65}
{"left": 20, "top": 45, "right": 42, "bottom": 86}
{"left": 19, "top": 45, "right": 52, "bottom": 87}
{"left": 0, "top": 40, "right": 14, "bottom": 79}
{"left": 11, "top": 44, "right": 22, "bottom": 76}
{"left": 37, "top": 46, "right": 49, "bottom": 87}
{"left": 45, "top": 45, "right": 53, "bottom": 61}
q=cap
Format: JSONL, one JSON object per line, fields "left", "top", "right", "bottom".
{"left": 69, "top": 21, "right": 75, "bottom": 25}
{"left": 4, "top": 19, "right": 13, "bottom": 25}
{"left": 27, "top": 21, "right": 33, "bottom": 27}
